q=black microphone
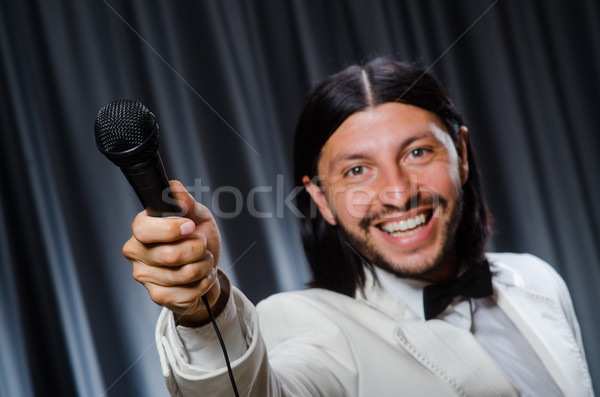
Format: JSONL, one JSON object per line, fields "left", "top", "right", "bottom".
{"left": 94, "top": 99, "right": 180, "bottom": 217}
{"left": 93, "top": 99, "right": 240, "bottom": 396}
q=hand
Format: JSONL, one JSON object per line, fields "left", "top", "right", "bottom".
{"left": 123, "top": 180, "right": 223, "bottom": 326}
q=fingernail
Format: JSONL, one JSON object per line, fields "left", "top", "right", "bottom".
{"left": 207, "top": 267, "right": 217, "bottom": 282}
{"left": 180, "top": 221, "right": 195, "bottom": 235}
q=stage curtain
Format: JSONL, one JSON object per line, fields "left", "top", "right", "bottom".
{"left": 1, "top": 0, "right": 598, "bottom": 395}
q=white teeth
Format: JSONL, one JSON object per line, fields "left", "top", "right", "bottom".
{"left": 390, "top": 225, "right": 424, "bottom": 237}
{"left": 381, "top": 213, "right": 427, "bottom": 234}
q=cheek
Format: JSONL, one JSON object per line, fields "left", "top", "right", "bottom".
{"left": 416, "top": 165, "right": 462, "bottom": 198}
{"left": 331, "top": 186, "right": 377, "bottom": 222}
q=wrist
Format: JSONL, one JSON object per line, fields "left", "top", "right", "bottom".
{"left": 174, "top": 270, "right": 231, "bottom": 328}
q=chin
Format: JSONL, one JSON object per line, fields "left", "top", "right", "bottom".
{"left": 371, "top": 252, "right": 444, "bottom": 279}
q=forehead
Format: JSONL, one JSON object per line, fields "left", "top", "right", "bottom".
{"left": 318, "top": 102, "right": 449, "bottom": 165}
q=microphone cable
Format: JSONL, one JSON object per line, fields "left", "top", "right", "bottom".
{"left": 201, "top": 295, "right": 240, "bottom": 397}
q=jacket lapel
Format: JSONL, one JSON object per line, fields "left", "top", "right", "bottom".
{"left": 493, "top": 278, "right": 591, "bottom": 397}
{"left": 393, "top": 320, "right": 519, "bottom": 396}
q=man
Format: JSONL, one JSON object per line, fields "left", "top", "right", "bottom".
{"left": 123, "top": 58, "right": 594, "bottom": 396}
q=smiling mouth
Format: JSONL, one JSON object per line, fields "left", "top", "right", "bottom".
{"left": 376, "top": 210, "right": 434, "bottom": 237}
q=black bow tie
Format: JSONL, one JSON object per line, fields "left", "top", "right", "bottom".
{"left": 422, "top": 264, "right": 493, "bottom": 320}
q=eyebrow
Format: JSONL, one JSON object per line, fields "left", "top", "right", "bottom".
{"left": 328, "top": 132, "right": 430, "bottom": 173}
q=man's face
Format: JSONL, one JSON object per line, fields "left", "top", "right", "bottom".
{"left": 303, "top": 103, "right": 469, "bottom": 282}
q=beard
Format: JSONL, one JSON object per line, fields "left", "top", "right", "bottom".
{"left": 337, "top": 190, "right": 464, "bottom": 280}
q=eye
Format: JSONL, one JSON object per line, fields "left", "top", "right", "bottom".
{"left": 346, "top": 165, "right": 365, "bottom": 177}
{"left": 406, "top": 147, "right": 432, "bottom": 162}
{"left": 410, "top": 148, "right": 425, "bottom": 158}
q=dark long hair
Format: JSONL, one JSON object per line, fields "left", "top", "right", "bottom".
{"left": 293, "top": 57, "right": 492, "bottom": 297}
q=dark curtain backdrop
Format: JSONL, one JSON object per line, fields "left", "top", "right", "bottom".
{"left": 1, "top": 0, "right": 598, "bottom": 395}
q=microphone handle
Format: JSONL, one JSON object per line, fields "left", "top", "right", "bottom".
{"left": 120, "top": 152, "right": 180, "bottom": 217}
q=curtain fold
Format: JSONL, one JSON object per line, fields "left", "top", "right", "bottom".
{"left": 1, "top": 0, "right": 598, "bottom": 395}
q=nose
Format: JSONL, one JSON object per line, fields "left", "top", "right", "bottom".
{"left": 376, "top": 165, "right": 415, "bottom": 210}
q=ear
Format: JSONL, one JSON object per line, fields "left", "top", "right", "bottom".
{"left": 302, "top": 175, "right": 337, "bottom": 226}
{"left": 457, "top": 126, "right": 469, "bottom": 185}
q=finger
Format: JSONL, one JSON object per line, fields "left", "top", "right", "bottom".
{"left": 131, "top": 235, "right": 208, "bottom": 267}
{"left": 142, "top": 267, "right": 218, "bottom": 313}
{"left": 130, "top": 209, "right": 197, "bottom": 244}
{"left": 132, "top": 251, "right": 214, "bottom": 286}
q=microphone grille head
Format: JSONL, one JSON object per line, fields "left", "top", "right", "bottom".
{"left": 94, "top": 99, "right": 159, "bottom": 168}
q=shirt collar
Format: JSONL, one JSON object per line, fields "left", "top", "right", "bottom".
{"left": 359, "top": 266, "right": 431, "bottom": 321}
{"left": 359, "top": 266, "right": 475, "bottom": 328}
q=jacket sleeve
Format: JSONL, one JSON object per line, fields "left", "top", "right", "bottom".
{"left": 156, "top": 287, "right": 356, "bottom": 397}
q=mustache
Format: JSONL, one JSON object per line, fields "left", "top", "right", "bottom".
{"left": 358, "top": 192, "right": 445, "bottom": 231}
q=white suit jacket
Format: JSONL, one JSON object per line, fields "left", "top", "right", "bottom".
{"left": 156, "top": 253, "right": 594, "bottom": 396}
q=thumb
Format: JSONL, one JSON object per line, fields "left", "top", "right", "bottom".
{"left": 168, "top": 180, "right": 213, "bottom": 224}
